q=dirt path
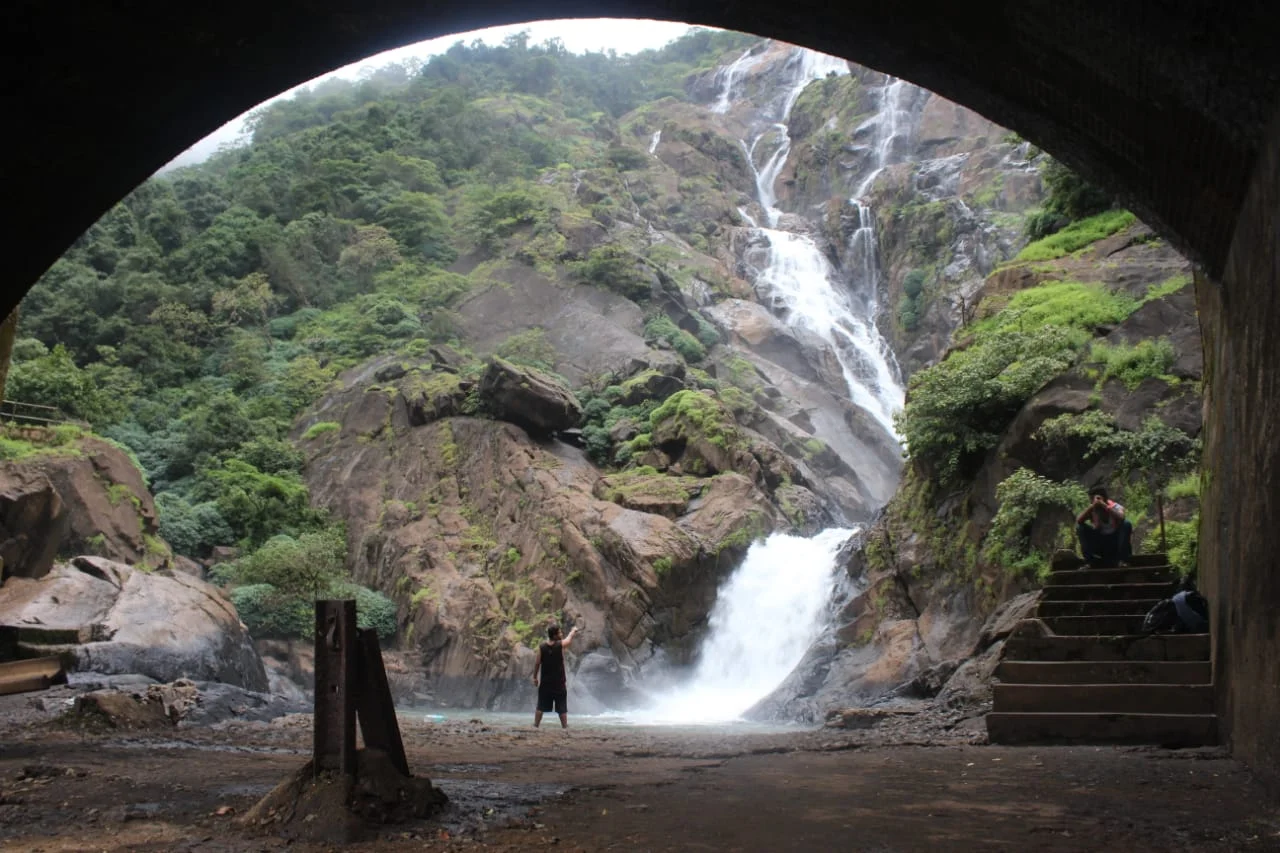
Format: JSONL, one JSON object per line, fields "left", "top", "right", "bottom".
{"left": 0, "top": 713, "right": 1276, "bottom": 852}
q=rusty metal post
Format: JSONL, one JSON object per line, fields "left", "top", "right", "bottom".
{"left": 355, "top": 628, "right": 410, "bottom": 778}
{"left": 314, "top": 599, "right": 357, "bottom": 778}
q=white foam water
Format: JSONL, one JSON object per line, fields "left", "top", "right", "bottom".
{"left": 627, "top": 529, "right": 854, "bottom": 724}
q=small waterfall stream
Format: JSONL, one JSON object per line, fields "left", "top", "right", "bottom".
{"left": 633, "top": 46, "right": 907, "bottom": 724}
{"left": 627, "top": 529, "right": 854, "bottom": 723}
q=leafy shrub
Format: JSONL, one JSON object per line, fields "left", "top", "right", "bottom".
{"left": 983, "top": 468, "right": 1087, "bottom": 577}
{"left": 302, "top": 421, "right": 340, "bottom": 441}
{"left": 644, "top": 315, "right": 706, "bottom": 363}
{"left": 236, "top": 436, "right": 306, "bottom": 474}
{"left": 692, "top": 313, "right": 720, "bottom": 349}
{"left": 1165, "top": 471, "right": 1200, "bottom": 501}
{"left": 1022, "top": 158, "right": 1114, "bottom": 240}
{"left": 974, "top": 281, "right": 1137, "bottom": 337}
{"left": 1015, "top": 210, "right": 1137, "bottom": 262}
{"left": 495, "top": 328, "right": 557, "bottom": 370}
{"left": 606, "top": 145, "right": 649, "bottom": 171}
{"left": 898, "top": 295, "right": 920, "bottom": 331}
{"left": 573, "top": 245, "right": 653, "bottom": 302}
{"left": 903, "top": 269, "right": 926, "bottom": 299}
{"left": 230, "top": 584, "right": 314, "bottom": 639}
{"left": 1164, "top": 516, "right": 1199, "bottom": 577}
{"left": 155, "top": 492, "right": 234, "bottom": 557}
{"left": 1088, "top": 338, "right": 1176, "bottom": 389}
{"left": 896, "top": 327, "right": 1083, "bottom": 486}
{"left": 1040, "top": 158, "right": 1114, "bottom": 222}
{"left": 1024, "top": 209, "right": 1069, "bottom": 241}
{"left": 332, "top": 582, "right": 398, "bottom": 640}
{"left": 194, "top": 459, "right": 324, "bottom": 548}
{"left": 233, "top": 528, "right": 347, "bottom": 597}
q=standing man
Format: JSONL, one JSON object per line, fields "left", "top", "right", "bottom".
{"left": 532, "top": 622, "right": 579, "bottom": 729}
{"left": 1076, "top": 486, "right": 1133, "bottom": 567}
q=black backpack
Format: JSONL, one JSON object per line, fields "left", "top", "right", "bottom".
{"left": 1142, "top": 589, "right": 1210, "bottom": 634}
{"left": 1142, "top": 598, "right": 1182, "bottom": 634}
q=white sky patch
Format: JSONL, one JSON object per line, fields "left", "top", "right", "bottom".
{"left": 161, "top": 19, "right": 695, "bottom": 171}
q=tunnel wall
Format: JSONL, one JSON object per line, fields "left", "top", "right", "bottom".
{"left": 1198, "top": 102, "right": 1280, "bottom": 792}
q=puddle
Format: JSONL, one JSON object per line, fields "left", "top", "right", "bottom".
{"left": 428, "top": 763, "right": 501, "bottom": 775}
{"left": 432, "top": 778, "right": 569, "bottom": 835}
{"left": 105, "top": 739, "right": 303, "bottom": 755}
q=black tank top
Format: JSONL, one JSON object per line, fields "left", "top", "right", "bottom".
{"left": 540, "top": 641, "right": 566, "bottom": 690}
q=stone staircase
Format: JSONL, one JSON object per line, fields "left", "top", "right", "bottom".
{"left": 986, "top": 554, "right": 1217, "bottom": 746}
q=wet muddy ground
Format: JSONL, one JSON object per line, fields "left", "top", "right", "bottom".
{"left": 1, "top": 704, "right": 1277, "bottom": 852}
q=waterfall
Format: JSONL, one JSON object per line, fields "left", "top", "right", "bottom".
{"left": 628, "top": 47, "right": 908, "bottom": 725}
{"left": 754, "top": 229, "right": 903, "bottom": 436}
{"left": 854, "top": 77, "right": 911, "bottom": 199}
{"left": 738, "top": 50, "right": 905, "bottom": 437}
{"left": 628, "top": 529, "right": 854, "bottom": 723}
{"left": 711, "top": 48, "right": 756, "bottom": 114}
{"left": 649, "top": 129, "right": 662, "bottom": 155}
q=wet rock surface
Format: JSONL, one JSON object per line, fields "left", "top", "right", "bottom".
{"left": 0, "top": 557, "right": 268, "bottom": 691}
{"left": 477, "top": 358, "right": 583, "bottom": 436}
{"left": 0, "top": 436, "right": 166, "bottom": 575}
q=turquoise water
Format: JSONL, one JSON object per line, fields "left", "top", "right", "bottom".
{"left": 396, "top": 708, "right": 808, "bottom": 735}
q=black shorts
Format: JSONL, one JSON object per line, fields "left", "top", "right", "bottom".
{"left": 537, "top": 688, "right": 567, "bottom": 714}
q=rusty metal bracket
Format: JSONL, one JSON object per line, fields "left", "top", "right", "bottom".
{"left": 312, "top": 601, "right": 411, "bottom": 781}
{"left": 355, "top": 627, "right": 410, "bottom": 778}
{"left": 313, "top": 599, "right": 357, "bottom": 777}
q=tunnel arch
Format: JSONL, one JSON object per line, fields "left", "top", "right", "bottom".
{"left": 2, "top": 0, "right": 1278, "bottom": 787}
{"left": 3, "top": 0, "right": 1277, "bottom": 304}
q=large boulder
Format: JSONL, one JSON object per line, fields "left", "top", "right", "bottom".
{"left": 0, "top": 467, "right": 68, "bottom": 580}
{"left": 0, "top": 556, "right": 267, "bottom": 691}
{"left": 478, "top": 357, "right": 582, "bottom": 434}
{"left": 0, "top": 435, "right": 166, "bottom": 573}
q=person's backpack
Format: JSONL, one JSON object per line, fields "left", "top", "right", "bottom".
{"left": 1142, "top": 598, "right": 1182, "bottom": 634}
{"left": 1172, "top": 589, "right": 1209, "bottom": 632}
{"left": 1142, "top": 589, "right": 1210, "bottom": 634}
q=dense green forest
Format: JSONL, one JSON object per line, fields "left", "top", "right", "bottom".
{"left": 2, "top": 29, "right": 756, "bottom": 634}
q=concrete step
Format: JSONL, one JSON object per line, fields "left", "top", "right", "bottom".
{"left": 994, "top": 683, "right": 1213, "bottom": 714}
{"left": 1003, "top": 633, "right": 1209, "bottom": 662}
{"left": 1045, "top": 567, "right": 1178, "bottom": 586}
{"left": 1043, "top": 615, "right": 1150, "bottom": 635}
{"left": 995, "top": 660, "right": 1211, "bottom": 685}
{"left": 1041, "top": 582, "right": 1177, "bottom": 601}
{"left": 1048, "top": 554, "right": 1171, "bottom": 573}
{"left": 1125, "top": 554, "right": 1170, "bottom": 568}
{"left": 986, "top": 712, "right": 1217, "bottom": 746}
{"left": 1037, "top": 599, "right": 1162, "bottom": 617}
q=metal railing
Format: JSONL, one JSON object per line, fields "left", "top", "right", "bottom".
{"left": 0, "top": 400, "right": 66, "bottom": 426}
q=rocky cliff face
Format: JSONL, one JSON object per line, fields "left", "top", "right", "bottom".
{"left": 1, "top": 432, "right": 169, "bottom": 579}
{"left": 298, "top": 355, "right": 823, "bottom": 709}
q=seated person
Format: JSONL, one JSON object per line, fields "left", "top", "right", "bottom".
{"left": 1076, "top": 486, "right": 1133, "bottom": 567}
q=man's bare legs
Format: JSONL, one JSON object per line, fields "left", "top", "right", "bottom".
{"left": 534, "top": 710, "right": 544, "bottom": 728}
{"left": 558, "top": 712, "right": 568, "bottom": 729}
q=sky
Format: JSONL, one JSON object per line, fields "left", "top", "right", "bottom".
{"left": 161, "top": 18, "right": 696, "bottom": 171}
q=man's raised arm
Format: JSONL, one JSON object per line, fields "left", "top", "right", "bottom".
{"left": 560, "top": 625, "right": 580, "bottom": 648}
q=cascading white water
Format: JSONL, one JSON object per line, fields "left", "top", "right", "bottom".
{"left": 628, "top": 529, "right": 854, "bottom": 723}
{"left": 737, "top": 50, "right": 905, "bottom": 437}
{"left": 755, "top": 229, "right": 903, "bottom": 436}
{"left": 711, "top": 48, "right": 756, "bottom": 114}
{"left": 649, "top": 130, "right": 662, "bottom": 155}
{"left": 854, "top": 77, "right": 911, "bottom": 200}
{"left": 627, "top": 48, "right": 909, "bottom": 725}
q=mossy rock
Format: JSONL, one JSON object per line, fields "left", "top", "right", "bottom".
{"left": 594, "top": 467, "right": 704, "bottom": 518}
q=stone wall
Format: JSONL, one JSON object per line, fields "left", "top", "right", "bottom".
{"left": 1198, "top": 102, "right": 1280, "bottom": 792}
